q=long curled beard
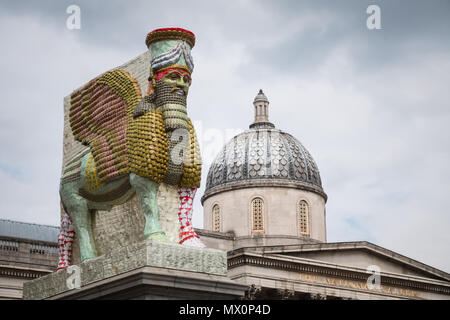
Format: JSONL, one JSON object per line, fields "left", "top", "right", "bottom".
{"left": 154, "top": 79, "right": 188, "bottom": 131}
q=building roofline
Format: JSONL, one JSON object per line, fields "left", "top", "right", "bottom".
{"left": 0, "top": 219, "right": 59, "bottom": 230}
{"left": 0, "top": 219, "right": 59, "bottom": 244}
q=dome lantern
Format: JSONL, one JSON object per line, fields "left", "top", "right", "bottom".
{"left": 250, "top": 89, "right": 275, "bottom": 129}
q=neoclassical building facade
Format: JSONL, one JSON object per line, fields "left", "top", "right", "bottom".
{"left": 0, "top": 219, "right": 58, "bottom": 299}
{"left": 197, "top": 90, "right": 450, "bottom": 300}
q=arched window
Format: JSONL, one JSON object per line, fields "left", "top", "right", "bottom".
{"left": 212, "top": 204, "right": 221, "bottom": 232}
{"left": 251, "top": 197, "right": 264, "bottom": 232}
{"left": 298, "top": 200, "right": 309, "bottom": 235}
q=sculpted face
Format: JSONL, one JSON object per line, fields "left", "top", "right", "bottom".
{"left": 153, "top": 67, "right": 192, "bottom": 131}
{"left": 161, "top": 69, "right": 191, "bottom": 97}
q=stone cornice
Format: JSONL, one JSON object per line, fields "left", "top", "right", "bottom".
{"left": 201, "top": 179, "right": 328, "bottom": 204}
{"left": 235, "top": 241, "right": 450, "bottom": 282}
{"left": 0, "top": 264, "right": 53, "bottom": 279}
{"left": 195, "top": 229, "right": 321, "bottom": 245}
{"left": 227, "top": 251, "right": 450, "bottom": 296}
{"left": 0, "top": 235, "right": 58, "bottom": 247}
{"left": 194, "top": 228, "right": 235, "bottom": 240}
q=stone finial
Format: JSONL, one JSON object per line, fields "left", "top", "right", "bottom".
{"left": 254, "top": 89, "right": 269, "bottom": 103}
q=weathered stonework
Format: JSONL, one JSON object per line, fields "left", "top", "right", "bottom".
{"left": 0, "top": 232, "right": 58, "bottom": 299}
{"left": 23, "top": 240, "right": 229, "bottom": 300}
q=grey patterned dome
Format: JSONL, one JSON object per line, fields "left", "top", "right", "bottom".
{"left": 202, "top": 90, "right": 326, "bottom": 203}
{"left": 204, "top": 127, "right": 323, "bottom": 188}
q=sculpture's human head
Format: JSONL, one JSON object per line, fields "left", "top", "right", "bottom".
{"left": 146, "top": 28, "right": 195, "bottom": 130}
{"left": 156, "top": 67, "right": 191, "bottom": 95}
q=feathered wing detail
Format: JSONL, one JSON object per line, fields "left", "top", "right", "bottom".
{"left": 69, "top": 69, "right": 142, "bottom": 184}
{"left": 69, "top": 68, "right": 200, "bottom": 189}
{"left": 127, "top": 113, "right": 200, "bottom": 187}
{"left": 127, "top": 109, "right": 169, "bottom": 183}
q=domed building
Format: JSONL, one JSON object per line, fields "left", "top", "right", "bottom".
{"left": 202, "top": 90, "right": 327, "bottom": 245}
{"left": 197, "top": 90, "right": 450, "bottom": 300}
{"left": 2, "top": 91, "right": 450, "bottom": 300}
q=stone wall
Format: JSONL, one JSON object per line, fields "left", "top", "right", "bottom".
{"left": 203, "top": 186, "right": 326, "bottom": 243}
{"left": 0, "top": 238, "right": 57, "bottom": 270}
{"left": 0, "top": 237, "right": 57, "bottom": 299}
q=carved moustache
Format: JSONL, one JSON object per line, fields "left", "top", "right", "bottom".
{"left": 170, "top": 87, "right": 188, "bottom": 96}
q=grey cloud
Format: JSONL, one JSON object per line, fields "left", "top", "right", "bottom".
{"left": 0, "top": 1, "right": 449, "bottom": 272}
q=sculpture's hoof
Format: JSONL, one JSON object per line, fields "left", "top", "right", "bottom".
{"left": 182, "top": 236, "right": 206, "bottom": 248}
{"left": 146, "top": 232, "right": 169, "bottom": 242}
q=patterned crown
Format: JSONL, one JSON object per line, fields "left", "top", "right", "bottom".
{"left": 146, "top": 27, "right": 195, "bottom": 74}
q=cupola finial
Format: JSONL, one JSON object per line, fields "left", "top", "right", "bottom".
{"left": 250, "top": 89, "right": 274, "bottom": 129}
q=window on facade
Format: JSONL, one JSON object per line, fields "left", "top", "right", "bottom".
{"left": 251, "top": 197, "right": 264, "bottom": 232}
{"left": 298, "top": 200, "right": 309, "bottom": 235}
{"left": 212, "top": 204, "right": 220, "bottom": 232}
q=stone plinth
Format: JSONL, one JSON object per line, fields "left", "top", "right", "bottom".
{"left": 23, "top": 240, "right": 246, "bottom": 300}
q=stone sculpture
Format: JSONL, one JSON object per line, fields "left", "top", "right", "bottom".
{"left": 57, "top": 28, "right": 204, "bottom": 270}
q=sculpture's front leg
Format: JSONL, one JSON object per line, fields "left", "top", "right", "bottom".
{"left": 178, "top": 187, "right": 206, "bottom": 247}
{"left": 60, "top": 182, "right": 97, "bottom": 262}
{"left": 130, "top": 173, "right": 168, "bottom": 242}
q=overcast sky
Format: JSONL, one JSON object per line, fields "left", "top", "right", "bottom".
{"left": 0, "top": 0, "right": 449, "bottom": 272}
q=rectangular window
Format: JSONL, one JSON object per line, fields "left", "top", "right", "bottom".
{"left": 252, "top": 198, "right": 264, "bottom": 232}
{"left": 298, "top": 200, "right": 309, "bottom": 235}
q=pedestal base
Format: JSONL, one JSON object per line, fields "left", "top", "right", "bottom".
{"left": 23, "top": 240, "right": 246, "bottom": 300}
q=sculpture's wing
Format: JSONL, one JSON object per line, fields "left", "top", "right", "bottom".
{"left": 69, "top": 69, "right": 142, "bottom": 183}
